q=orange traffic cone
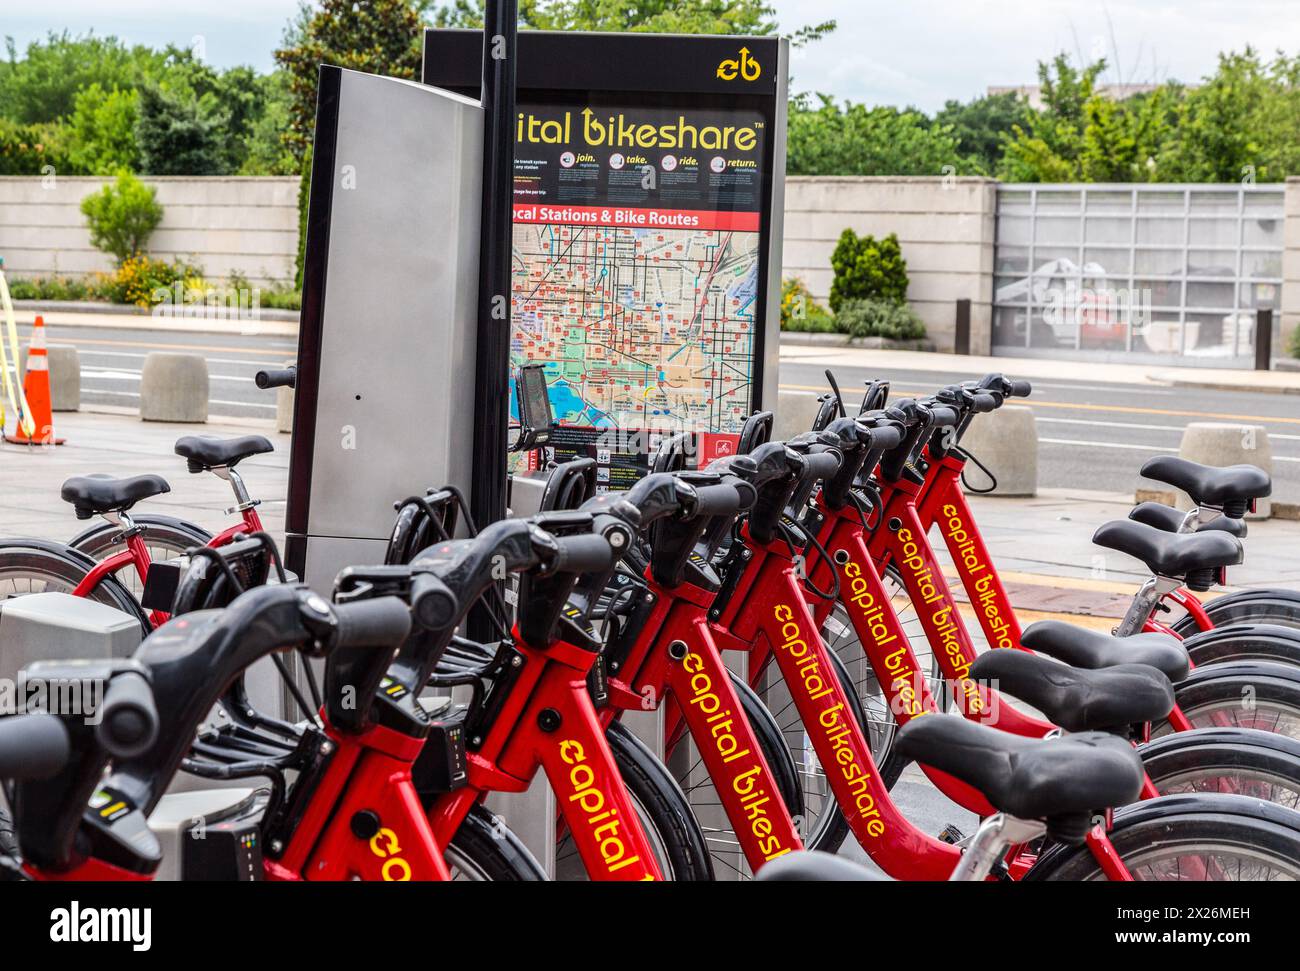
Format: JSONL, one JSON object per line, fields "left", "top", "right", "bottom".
{"left": 4, "top": 315, "right": 64, "bottom": 445}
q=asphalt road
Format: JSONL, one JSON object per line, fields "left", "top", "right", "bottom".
{"left": 780, "top": 360, "right": 1300, "bottom": 502}
{"left": 17, "top": 322, "right": 296, "bottom": 422}
{"left": 16, "top": 323, "right": 1300, "bottom": 501}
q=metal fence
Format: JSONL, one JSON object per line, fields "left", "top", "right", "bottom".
{"left": 992, "top": 184, "right": 1286, "bottom": 367}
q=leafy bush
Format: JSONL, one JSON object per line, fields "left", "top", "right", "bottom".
{"left": 829, "top": 229, "right": 909, "bottom": 312}
{"left": 66, "top": 84, "right": 140, "bottom": 174}
{"left": 80, "top": 173, "right": 164, "bottom": 264}
{"left": 0, "top": 118, "right": 67, "bottom": 175}
{"left": 780, "top": 278, "right": 835, "bottom": 332}
{"left": 4, "top": 275, "right": 93, "bottom": 301}
{"left": 101, "top": 255, "right": 203, "bottom": 308}
{"left": 1289, "top": 324, "right": 1300, "bottom": 360}
{"left": 135, "top": 83, "right": 227, "bottom": 176}
{"left": 833, "top": 298, "right": 927, "bottom": 341}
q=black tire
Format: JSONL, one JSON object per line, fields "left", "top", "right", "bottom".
{"left": 1173, "top": 590, "right": 1300, "bottom": 638}
{"left": 1025, "top": 797, "right": 1300, "bottom": 880}
{"left": 0, "top": 539, "right": 150, "bottom": 636}
{"left": 1161, "top": 661, "right": 1300, "bottom": 740}
{"left": 0, "top": 808, "right": 16, "bottom": 858}
{"left": 1179, "top": 623, "right": 1300, "bottom": 668}
{"left": 445, "top": 804, "right": 547, "bottom": 880}
{"left": 68, "top": 515, "right": 213, "bottom": 602}
{"left": 1139, "top": 727, "right": 1300, "bottom": 810}
{"left": 664, "top": 671, "right": 803, "bottom": 879}
{"left": 753, "top": 645, "right": 889, "bottom": 855}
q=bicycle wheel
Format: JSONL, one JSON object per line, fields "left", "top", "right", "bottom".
{"left": 752, "top": 642, "right": 886, "bottom": 855}
{"left": 68, "top": 515, "right": 213, "bottom": 602}
{"left": 1160, "top": 661, "right": 1300, "bottom": 741}
{"left": 0, "top": 540, "right": 150, "bottom": 635}
{"left": 665, "top": 671, "right": 803, "bottom": 880}
{"left": 1025, "top": 797, "right": 1300, "bottom": 880}
{"left": 554, "top": 721, "right": 713, "bottom": 881}
{"left": 1179, "top": 623, "right": 1300, "bottom": 668}
{"left": 445, "top": 804, "right": 547, "bottom": 880}
{"left": 1140, "top": 728, "right": 1300, "bottom": 810}
{"left": 1172, "top": 589, "right": 1300, "bottom": 637}
{"left": 0, "top": 809, "right": 16, "bottom": 858}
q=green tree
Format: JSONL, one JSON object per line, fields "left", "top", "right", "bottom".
{"left": 135, "top": 84, "right": 227, "bottom": 175}
{"left": 787, "top": 94, "right": 973, "bottom": 177}
{"left": 0, "top": 32, "right": 163, "bottom": 124}
{"left": 275, "top": 0, "right": 427, "bottom": 165}
{"left": 65, "top": 84, "right": 140, "bottom": 174}
{"left": 933, "top": 91, "right": 1030, "bottom": 175}
{"left": 998, "top": 55, "right": 1106, "bottom": 181}
{"left": 80, "top": 172, "right": 164, "bottom": 264}
{"left": 240, "top": 71, "right": 299, "bottom": 175}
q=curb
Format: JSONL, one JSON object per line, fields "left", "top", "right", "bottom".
{"left": 13, "top": 299, "right": 300, "bottom": 323}
{"left": 779, "top": 331, "right": 937, "bottom": 352}
{"left": 1152, "top": 374, "right": 1300, "bottom": 397}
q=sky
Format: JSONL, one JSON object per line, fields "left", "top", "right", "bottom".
{"left": 4, "top": 0, "right": 1300, "bottom": 112}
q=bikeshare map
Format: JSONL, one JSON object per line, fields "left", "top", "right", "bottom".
{"left": 510, "top": 102, "right": 769, "bottom": 488}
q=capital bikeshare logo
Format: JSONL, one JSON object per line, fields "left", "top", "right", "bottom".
{"left": 558, "top": 738, "right": 654, "bottom": 878}
{"left": 939, "top": 503, "right": 1015, "bottom": 650}
{"left": 716, "top": 46, "right": 761, "bottom": 82}
{"left": 839, "top": 559, "right": 929, "bottom": 720}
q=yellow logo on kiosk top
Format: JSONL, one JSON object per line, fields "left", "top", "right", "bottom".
{"left": 717, "top": 46, "right": 761, "bottom": 82}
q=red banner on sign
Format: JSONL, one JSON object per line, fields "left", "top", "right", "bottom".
{"left": 513, "top": 203, "right": 760, "bottom": 233}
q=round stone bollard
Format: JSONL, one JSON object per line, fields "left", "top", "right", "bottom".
{"left": 1176, "top": 422, "right": 1272, "bottom": 519}
{"left": 139, "top": 352, "right": 208, "bottom": 423}
{"left": 774, "top": 390, "right": 823, "bottom": 442}
{"left": 276, "top": 360, "right": 294, "bottom": 434}
{"left": 47, "top": 344, "right": 80, "bottom": 412}
{"left": 956, "top": 404, "right": 1037, "bottom": 496}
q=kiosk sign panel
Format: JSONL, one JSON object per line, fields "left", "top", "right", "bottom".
{"left": 424, "top": 31, "right": 787, "bottom": 490}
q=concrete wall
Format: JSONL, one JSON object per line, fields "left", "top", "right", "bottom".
{"left": 782, "top": 176, "right": 998, "bottom": 353}
{"left": 0, "top": 176, "right": 299, "bottom": 287}
{"left": 1285, "top": 177, "right": 1300, "bottom": 357}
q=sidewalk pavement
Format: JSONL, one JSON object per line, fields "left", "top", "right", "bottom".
{"left": 779, "top": 339, "right": 1300, "bottom": 395}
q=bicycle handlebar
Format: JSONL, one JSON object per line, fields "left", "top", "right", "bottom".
{"left": 96, "top": 671, "right": 159, "bottom": 760}
{"left": 332, "top": 596, "right": 412, "bottom": 651}
{"left": 0, "top": 713, "right": 69, "bottom": 781}
{"left": 687, "top": 480, "right": 755, "bottom": 520}
{"left": 255, "top": 366, "right": 297, "bottom": 390}
{"left": 409, "top": 572, "right": 459, "bottom": 631}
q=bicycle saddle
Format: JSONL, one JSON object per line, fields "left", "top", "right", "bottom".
{"left": 60, "top": 473, "right": 170, "bottom": 519}
{"left": 1140, "top": 456, "right": 1270, "bottom": 513}
{"left": 969, "top": 650, "right": 1174, "bottom": 732}
{"left": 174, "top": 434, "right": 274, "bottom": 472}
{"left": 1092, "top": 519, "right": 1241, "bottom": 585}
{"left": 895, "top": 717, "right": 1144, "bottom": 822}
{"left": 1128, "top": 500, "right": 1246, "bottom": 539}
{"left": 1021, "top": 620, "right": 1190, "bottom": 683}
{"left": 756, "top": 851, "right": 882, "bottom": 881}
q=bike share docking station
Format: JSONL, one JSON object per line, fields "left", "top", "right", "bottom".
{"left": 284, "top": 24, "right": 788, "bottom": 875}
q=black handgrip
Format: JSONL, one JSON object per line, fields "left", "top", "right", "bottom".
{"left": 687, "top": 481, "right": 753, "bottom": 520}
{"left": 255, "top": 366, "right": 297, "bottom": 390}
{"left": 551, "top": 533, "right": 614, "bottom": 573}
{"left": 928, "top": 405, "right": 960, "bottom": 427}
{"left": 410, "top": 572, "right": 459, "bottom": 631}
{"left": 96, "top": 672, "right": 158, "bottom": 759}
{"left": 0, "top": 713, "right": 69, "bottom": 781}
{"left": 333, "top": 596, "right": 412, "bottom": 650}
{"left": 864, "top": 422, "right": 903, "bottom": 451}
{"left": 1008, "top": 379, "right": 1031, "bottom": 398}
{"left": 971, "top": 393, "right": 999, "bottom": 413}
{"left": 801, "top": 450, "right": 841, "bottom": 483}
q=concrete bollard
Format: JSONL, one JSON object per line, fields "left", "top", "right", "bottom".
{"left": 276, "top": 361, "right": 294, "bottom": 434}
{"left": 774, "top": 390, "right": 824, "bottom": 442}
{"left": 1175, "top": 422, "right": 1272, "bottom": 519}
{"left": 47, "top": 344, "right": 80, "bottom": 411}
{"left": 957, "top": 404, "right": 1037, "bottom": 496}
{"left": 139, "top": 352, "right": 208, "bottom": 423}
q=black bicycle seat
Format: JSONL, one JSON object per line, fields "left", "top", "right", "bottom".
{"left": 60, "top": 473, "right": 170, "bottom": 519}
{"left": 1141, "top": 456, "right": 1270, "bottom": 512}
{"left": 969, "top": 649, "right": 1174, "bottom": 732}
{"left": 895, "top": 717, "right": 1144, "bottom": 821}
{"left": 1092, "top": 519, "right": 1241, "bottom": 582}
{"left": 1129, "top": 501, "right": 1247, "bottom": 539}
{"left": 1022, "top": 620, "right": 1190, "bottom": 683}
{"left": 174, "top": 434, "right": 274, "bottom": 472}
{"left": 756, "top": 851, "right": 882, "bottom": 881}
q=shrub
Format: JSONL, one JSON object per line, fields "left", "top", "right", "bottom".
{"left": 780, "top": 277, "right": 835, "bottom": 332}
{"left": 4, "top": 275, "right": 93, "bottom": 301}
{"left": 80, "top": 173, "right": 164, "bottom": 265}
{"left": 0, "top": 118, "right": 68, "bottom": 175}
{"left": 1289, "top": 324, "right": 1300, "bottom": 360}
{"left": 833, "top": 298, "right": 927, "bottom": 341}
{"left": 828, "top": 229, "right": 909, "bottom": 312}
{"left": 103, "top": 255, "right": 203, "bottom": 308}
